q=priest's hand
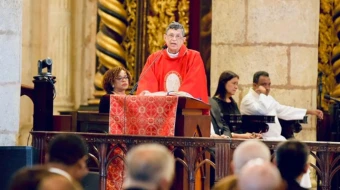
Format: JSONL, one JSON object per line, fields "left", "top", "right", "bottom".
{"left": 167, "top": 91, "right": 193, "bottom": 98}
{"left": 139, "top": 90, "right": 151, "bottom": 96}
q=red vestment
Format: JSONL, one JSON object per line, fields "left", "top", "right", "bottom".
{"left": 136, "top": 45, "right": 209, "bottom": 103}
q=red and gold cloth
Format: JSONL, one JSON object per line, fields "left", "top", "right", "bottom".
{"left": 106, "top": 95, "right": 178, "bottom": 189}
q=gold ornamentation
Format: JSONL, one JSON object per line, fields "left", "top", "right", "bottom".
{"left": 147, "top": 0, "right": 190, "bottom": 54}
{"left": 122, "top": 0, "right": 137, "bottom": 80}
{"left": 319, "top": 0, "right": 338, "bottom": 110}
{"left": 177, "top": 0, "right": 190, "bottom": 37}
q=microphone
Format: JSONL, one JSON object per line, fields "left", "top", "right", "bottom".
{"left": 129, "top": 45, "right": 167, "bottom": 95}
{"left": 318, "top": 72, "right": 323, "bottom": 93}
{"left": 324, "top": 94, "right": 340, "bottom": 103}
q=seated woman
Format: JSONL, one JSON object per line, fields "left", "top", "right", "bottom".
{"left": 99, "top": 67, "right": 132, "bottom": 113}
{"left": 210, "top": 71, "right": 261, "bottom": 139}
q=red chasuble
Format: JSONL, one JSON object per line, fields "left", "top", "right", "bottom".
{"left": 136, "top": 45, "right": 209, "bottom": 104}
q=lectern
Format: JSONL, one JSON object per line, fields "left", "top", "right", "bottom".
{"left": 175, "top": 96, "right": 211, "bottom": 137}
{"left": 86, "top": 95, "right": 211, "bottom": 190}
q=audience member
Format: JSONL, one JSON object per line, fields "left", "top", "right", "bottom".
{"left": 275, "top": 140, "right": 310, "bottom": 190}
{"left": 210, "top": 70, "right": 261, "bottom": 139}
{"left": 99, "top": 67, "right": 132, "bottom": 113}
{"left": 212, "top": 140, "right": 271, "bottom": 190}
{"left": 238, "top": 159, "right": 284, "bottom": 190}
{"left": 45, "top": 134, "right": 89, "bottom": 183}
{"left": 122, "top": 143, "right": 175, "bottom": 190}
{"left": 9, "top": 164, "right": 82, "bottom": 190}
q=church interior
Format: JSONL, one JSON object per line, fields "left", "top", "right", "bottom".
{"left": 1, "top": 0, "right": 340, "bottom": 189}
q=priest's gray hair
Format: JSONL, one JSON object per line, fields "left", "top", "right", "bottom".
{"left": 165, "top": 21, "right": 185, "bottom": 37}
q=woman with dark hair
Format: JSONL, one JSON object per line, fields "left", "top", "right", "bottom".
{"left": 99, "top": 67, "right": 132, "bottom": 113}
{"left": 210, "top": 71, "right": 261, "bottom": 139}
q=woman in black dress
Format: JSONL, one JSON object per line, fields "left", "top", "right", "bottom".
{"left": 99, "top": 67, "right": 132, "bottom": 113}
{"left": 210, "top": 71, "right": 261, "bottom": 139}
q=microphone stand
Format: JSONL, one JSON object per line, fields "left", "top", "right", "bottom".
{"left": 129, "top": 82, "right": 139, "bottom": 95}
{"left": 129, "top": 45, "right": 167, "bottom": 95}
{"left": 317, "top": 72, "right": 323, "bottom": 109}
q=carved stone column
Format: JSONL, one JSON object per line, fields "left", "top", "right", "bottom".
{"left": 47, "top": 0, "right": 73, "bottom": 112}
{"left": 0, "top": 0, "right": 23, "bottom": 145}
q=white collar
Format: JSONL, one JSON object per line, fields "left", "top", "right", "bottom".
{"left": 48, "top": 167, "right": 72, "bottom": 182}
{"left": 166, "top": 48, "right": 179, "bottom": 58}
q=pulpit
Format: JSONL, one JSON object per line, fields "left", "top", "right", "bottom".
{"left": 108, "top": 95, "right": 210, "bottom": 137}
{"left": 175, "top": 96, "right": 211, "bottom": 137}
{"left": 74, "top": 95, "right": 211, "bottom": 190}
{"left": 107, "top": 95, "right": 211, "bottom": 190}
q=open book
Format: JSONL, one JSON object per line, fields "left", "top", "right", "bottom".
{"left": 143, "top": 91, "right": 197, "bottom": 99}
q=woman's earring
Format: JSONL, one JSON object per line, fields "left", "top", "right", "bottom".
{"left": 112, "top": 85, "right": 114, "bottom": 88}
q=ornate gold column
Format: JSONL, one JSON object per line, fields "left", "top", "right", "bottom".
{"left": 330, "top": 1, "right": 340, "bottom": 99}
{"left": 319, "top": 0, "right": 338, "bottom": 110}
{"left": 91, "top": 0, "right": 129, "bottom": 104}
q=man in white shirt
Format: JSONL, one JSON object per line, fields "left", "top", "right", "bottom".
{"left": 240, "top": 71, "right": 323, "bottom": 141}
{"left": 240, "top": 71, "right": 322, "bottom": 188}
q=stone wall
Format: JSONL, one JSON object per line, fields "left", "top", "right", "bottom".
{"left": 0, "top": 0, "right": 22, "bottom": 145}
{"left": 211, "top": 0, "right": 320, "bottom": 141}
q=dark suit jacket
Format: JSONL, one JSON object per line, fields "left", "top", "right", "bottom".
{"left": 286, "top": 180, "right": 309, "bottom": 190}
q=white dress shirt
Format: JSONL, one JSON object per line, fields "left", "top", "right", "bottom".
{"left": 240, "top": 88, "right": 306, "bottom": 140}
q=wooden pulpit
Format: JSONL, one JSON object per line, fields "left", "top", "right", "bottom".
{"left": 173, "top": 97, "right": 211, "bottom": 190}
{"left": 74, "top": 97, "right": 211, "bottom": 137}
{"left": 175, "top": 97, "right": 211, "bottom": 137}
{"left": 65, "top": 96, "right": 211, "bottom": 190}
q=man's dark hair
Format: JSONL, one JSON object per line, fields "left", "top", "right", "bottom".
{"left": 48, "top": 134, "right": 88, "bottom": 165}
{"left": 253, "top": 71, "right": 269, "bottom": 83}
{"left": 214, "top": 70, "right": 239, "bottom": 100}
{"left": 275, "top": 140, "right": 309, "bottom": 181}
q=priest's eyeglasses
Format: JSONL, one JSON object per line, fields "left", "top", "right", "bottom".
{"left": 166, "top": 34, "right": 183, "bottom": 40}
{"left": 115, "top": 76, "right": 129, "bottom": 81}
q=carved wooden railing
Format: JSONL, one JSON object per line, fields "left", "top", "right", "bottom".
{"left": 31, "top": 131, "right": 340, "bottom": 190}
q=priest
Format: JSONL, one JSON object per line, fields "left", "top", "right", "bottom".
{"left": 136, "top": 21, "right": 208, "bottom": 103}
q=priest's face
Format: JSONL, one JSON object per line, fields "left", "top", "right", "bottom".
{"left": 164, "top": 29, "right": 186, "bottom": 54}
{"left": 256, "top": 76, "right": 271, "bottom": 95}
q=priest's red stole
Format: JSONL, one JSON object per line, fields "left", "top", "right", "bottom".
{"left": 106, "top": 95, "right": 178, "bottom": 189}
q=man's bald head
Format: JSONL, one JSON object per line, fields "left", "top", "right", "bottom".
{"left": 123, "top": 143, "right": 175, "bottom": 190}
{"left": 238, "top": 159, "right": 283, "bottom": 190}
{"left": 233, "top": 140, "right": 271, "bottom": 174}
